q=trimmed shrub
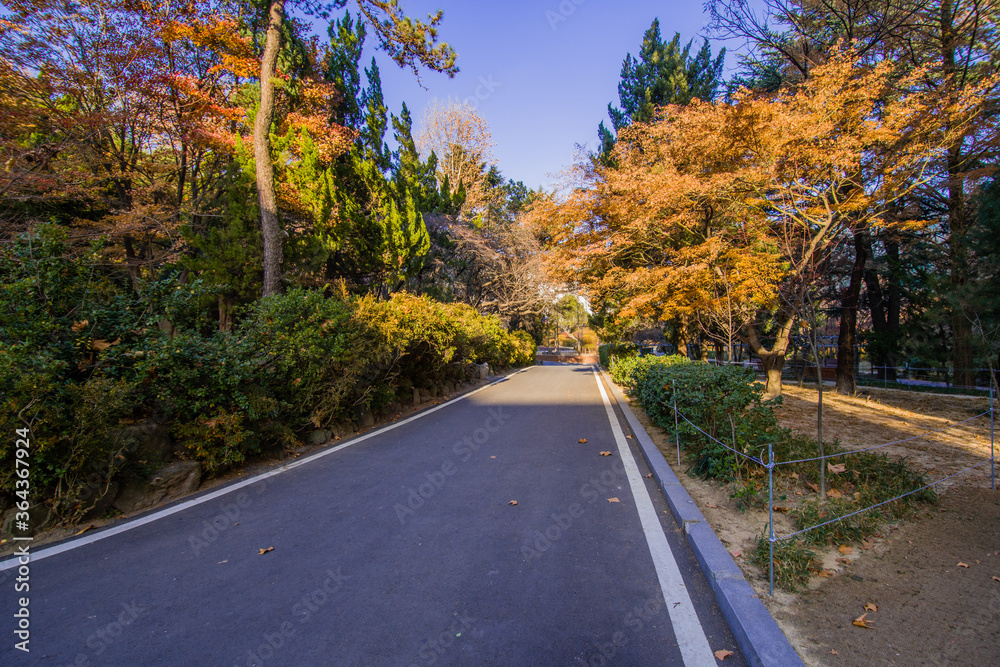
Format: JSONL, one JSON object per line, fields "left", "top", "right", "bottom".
{"left": 598, "top": 342, "right": 638, "bottom": 368}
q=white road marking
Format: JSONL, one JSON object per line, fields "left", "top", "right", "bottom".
{"left": 592, "top": 368, "right": 716, "bottom": 667}
{"left": 0, "top": 370, "right": 529, "bottom": 571}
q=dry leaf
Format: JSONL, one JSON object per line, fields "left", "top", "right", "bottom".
{"left": 91, "top": 337, "right": 121, "bottom": 351}
{"left": 607, "top": 497, "right": 620, "bottom": 503}
{"left": 644, "top": 473, "right": 652, "bottom": 478}
{"left": 508, "top": 500, "right": 518, "bottom": 506}
{"left": 827, "top": 462, "right": 847, "bottom": 474}
{"left": 490, "top": 456, "right": 496, "bottom": 459}
{"left": 864, "top": 603, "right": 878, "bottom": 612}
{"left": 773, "top": 505, "right": 789, "bottom": 513}
{"left": 258, "top": 547, "right": 274, "bottom": 555}
{"left": 71, "top": 319, "right": 89, "bottom": 331}
{"left": 827, "top": 488, "right": 843, "bottom": 499}
{"left": 993, "top": 576, "right": 1000, "bottom": 582}
{"left": 626, "top": 435, "right": 633, "bottom": 439}
{"left": 861, "top": 539, "right": 875, "bottom": 550}
{"left": 578, "top": 438, "right": 588, "bottom": 444}
{"left": 839, "top": 545, "right": 854, "bottom": 555}
{"left": 836, "top": 557, "right": 852, "bottom": 565}
{"left": 852, "top": 613, "right": 874, "bottom": 628}
{"left": 714, "top": 649, "right": 734, "bottom": 661}
{"left": 599, "top": 451, "right": 612, "bottom": 456}
{"left": 958, "top": 562, "right": 970, "bottom": 568}
{"left": 830, "top": 650, "right": 839, "bottom": 655}
{"left": 75, "top": 525, "right": 95, "bottom": 536}
{"left": 818, "top": 569, "right": 835, "bottom": 578}
{"left": 795, "top": 491, "right": 804, "bottom": 496}
{"left": 806, "top": 482, "right": 820, "bottom": 493}
{"left": 730, "top": 550, "right": 742, "bottom": 558}
{"left": 706, "top": 504, "right": 720, "bottom": 509}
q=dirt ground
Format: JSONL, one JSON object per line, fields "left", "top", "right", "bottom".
{"left": 624, "top": 383, "right": 1000, "bottom": 666}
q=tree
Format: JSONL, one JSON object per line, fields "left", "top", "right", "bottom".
{"left": 598, "top": 19, "right": 725, "bottom": 159}
{"left": 533, "top": 50, "right": 988, "bottom": 395}
{"left": 254, "top": 0, "right": 457, "bottom": 296}
{"left": 416, "top": 100, "right": 496, "bottom": 218}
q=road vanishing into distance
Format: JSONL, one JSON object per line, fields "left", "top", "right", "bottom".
{"left": 1, "top": 364, "right": 745, "bottom": 666}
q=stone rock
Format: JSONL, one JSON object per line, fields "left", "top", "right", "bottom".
{"left": 307, "top": 429, "right": 331, "bottom": 446}
{"left": 427, "top": 385, "right": 439, "bottom": 399}
{"left": 117, "top": 419, "right": 177, "bottom": 466}
{"left": 413, "top": 387, "right": 422, "bottom": 405}
{"left": 1, "top": 503, "right": 51, "bottom": 540}
{"left": 113, "top": 461, "right": 202, "bottom": 514}
{"left": 477, "top": 363, "right": 490, "bottom": 380}
{"left": 331, "top": 422, "right": 352, "bottom": 439}
{"left": 360, "top": 410, "right": 375, "bottom": 428}
{"left": 80, "top": 481, "right": 120, "bottom": 520}
{"left": 442, "top": 381, "right": 454, "bottom": 395}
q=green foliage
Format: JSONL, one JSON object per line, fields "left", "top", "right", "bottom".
{"left": 598, "top": 342, "right": 638, "bottom": 368}
{"left": 607, "top": 353, "right": 686, "bottom": 386}
{"left": 751, "top": 535, "right": 816, "bottom": 592}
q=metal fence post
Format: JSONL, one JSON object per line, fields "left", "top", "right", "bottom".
{"left": 768, "top": 442, "right": 775, "bottom": 597}
{"left": 672, "top": 380, "right": 681, "bottom": 467}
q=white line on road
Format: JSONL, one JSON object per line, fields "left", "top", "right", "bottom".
{"left": 0, "top": 369, "right": 530, "bottom": 571}
{"left": 592, "top": 367, "right": 716, "bottom": 667}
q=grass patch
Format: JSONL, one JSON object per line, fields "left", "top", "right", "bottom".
{"left": 751, "top": 534, "right": 816, "bottom": 592}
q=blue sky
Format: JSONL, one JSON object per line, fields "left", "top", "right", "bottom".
{"left": 329, "top": 1, "right": 754, "bottom": 191}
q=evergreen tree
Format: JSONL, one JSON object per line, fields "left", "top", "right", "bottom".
{"left": 598, "top": 19, "right": 725, "bottom": 158}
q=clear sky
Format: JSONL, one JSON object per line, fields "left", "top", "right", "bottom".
{"left": 331, "top": 1, "right": 754, "bottom": 192}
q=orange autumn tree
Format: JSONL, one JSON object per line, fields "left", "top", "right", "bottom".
{"left": 533, "top": 49, "right": 991, "bottom": 394}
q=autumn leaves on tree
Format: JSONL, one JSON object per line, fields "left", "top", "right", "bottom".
{"left": 532, "top": 42, "right": 996, "bottom": 395}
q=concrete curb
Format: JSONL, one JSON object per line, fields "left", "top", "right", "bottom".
{"left": 601, "top": 370, "right": 804, "bottom": 667}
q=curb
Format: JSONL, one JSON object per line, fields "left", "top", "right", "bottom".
{"left": 601, "top": 370, "right": 804, "bottom": 667}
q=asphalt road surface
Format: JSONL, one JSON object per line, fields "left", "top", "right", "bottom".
{"left": 1, "top": 364, "right": 745, "bottom": 666}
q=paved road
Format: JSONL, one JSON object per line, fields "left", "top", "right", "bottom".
{"left": 1, "top": 365, "right": 744, "bottom": 666}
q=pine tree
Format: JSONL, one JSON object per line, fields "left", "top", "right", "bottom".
{"left": 598, "top": 19, "right": 725, "bottom": 158}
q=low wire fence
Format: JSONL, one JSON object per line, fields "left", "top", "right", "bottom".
{"left": 666, "top": 384, "right": 996, "bottom": 596}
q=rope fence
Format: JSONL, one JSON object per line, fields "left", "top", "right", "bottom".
{"left": 669, "top": 384, "right": 997, "bottom": 596}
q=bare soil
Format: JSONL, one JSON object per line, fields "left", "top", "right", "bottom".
{"left": 623, "top": 382, "right": 1000, "bottom": 666}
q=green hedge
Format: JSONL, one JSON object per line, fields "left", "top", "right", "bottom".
{"left": 0, "top": 227, "right": 535, "bottom": 520}
{"left": 598, "top": 342, "right": 638, "bottom": 368}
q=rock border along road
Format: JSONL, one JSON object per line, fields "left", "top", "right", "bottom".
{"left": 1, "top": 364, "right": 755, "bottom": 666}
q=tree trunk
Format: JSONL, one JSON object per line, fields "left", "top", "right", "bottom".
{"left": 836, "top": 231, "right": 867, "bottom": 394}
{"left": 745, "top": 316, "right": 795, "bottom": 396}
{"left": 255, "top": 0, "right": 285, "bottom": 297}
{"left": 218, "top": 293, "right": 234, "bottom": 332}
{"left": 863, "top": 234, "right": 901, "bottom": 382}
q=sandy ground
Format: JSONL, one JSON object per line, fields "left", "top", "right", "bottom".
{"left": 623, "top": 382, "right": 1000, "bottom": 666}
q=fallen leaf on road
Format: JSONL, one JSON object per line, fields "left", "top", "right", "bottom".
{"left": 839, "top": 545, "right": 854, "bottom": 555}
{"left": 852, "top": 613, "right": 874, "bottom": 628}
{"left": 578, "top": 438, "right": 588, "bottom": 443}
{"left": 258, "top": 547, "right": 274, "bottom": 555}
{"left": 706, "top": 504, "right": 720, "bottom": 508}
{"left": 861, "top": 539, "right": 875, "bottom": 550}
{"left": 508, "top": 500, "right": 518, "bottom": 506}
{"left": 75, "top": 525, "right": 95, "bottom": 536}
{"left": 644, "top": 473, "right": 652, "bottom": 478}
{"left": 599, "top": 451, "right": 612, "bottom": 456}
{"left": 830, "top": 650, "right": 839, "bottom": 655}
{"left": 490, "top": 456, "right": 496, "bottom": 459}
{"left": 818, "top": 569, "right": 835, "bottom": 577}
{"left": 730, "top": 550, "right": 742, "bottom": 558}
{"left": 714, "top": 649, "right": 734, "bottom": 661}
{"left": 836, "top": 557, "right": 852, "bottom": 565}
{"left": 827, "top": 488, "right": 843, "bottom": 499}
{"left": 828, "top": 462, "right": 847, "bottom": 474}
{"left": 958, "top": 562, "right": 970, "bottom": 568}
{"left": 626, "top": 435, "right": 633, "bottom": 439}
{"left": 864, "top": 603, "right": 878, "bottom": 612}
{"left": 993, "top": 576, "right": 1000, "bottom": 582}
{"left": 607, "top": 497, "right": 620, "bottom": 503}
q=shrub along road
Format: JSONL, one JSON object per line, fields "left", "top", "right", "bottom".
{"left": 1, "top": 365, "right": 744, "bottom": 666}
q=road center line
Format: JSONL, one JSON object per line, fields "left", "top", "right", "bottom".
{"left": 592, "top": 367, "right": 716, "bottom": 667}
